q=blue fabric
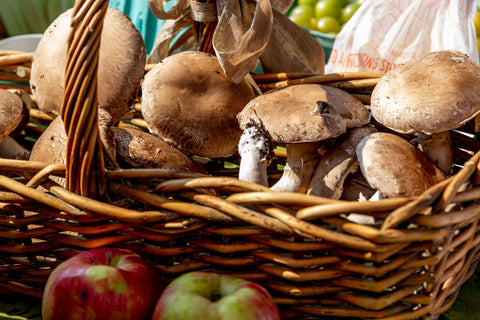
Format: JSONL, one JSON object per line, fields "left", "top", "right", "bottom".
{"left": 108, "top": 0, "right": 168, "bottom": 53}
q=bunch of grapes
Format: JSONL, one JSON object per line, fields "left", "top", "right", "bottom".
{"left": 288, "top": 0, "right": 362, "bottom": 35}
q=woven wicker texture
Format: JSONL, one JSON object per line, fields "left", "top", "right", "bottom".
{"left": 1, "top": 1, "right": 480, "bottom": 320}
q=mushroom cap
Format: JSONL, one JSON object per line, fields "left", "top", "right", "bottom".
{"left": 28, "top": 116, "right": 67, "bottom": 187}
{"left": 141, "top": 51, "right": 256, "bottom": 158}
{"left": 111, "top": 127, "right": 208, "bottom": 174}
{"left": 30, "top": 8, "right": 146, "bottom": 122}
{"left": 370, "top": 50, "right": 480, "bottom": 135}
{"left": 0, "top": 89, "right": 25, "bottom": 141}
{"left": 237, "top": 84, "right": 370, "bottom": 144}
{"left": 29, "top": 109, "right": 115, "bottom": 165}
{"left": 356, "top": 132, "right": 447, "bottom": 198}
{"left": 29, "top": 116, "right": 67, "bottom": 165}
{"left": 30, "top": 118, "right": 207, "bottom": 174}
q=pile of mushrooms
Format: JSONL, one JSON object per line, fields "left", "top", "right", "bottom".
{"left": 237, "top": 84, "right": 370, "bottom": 193}
{"left": 8, "top": 3, "right": 479, "bottom": 225}
{"left": 26, "top": 7, "right": 211, "bottom": 185}
{"left": 235, "top": 50, "right": 480, "bottom": 207}
{"left": 370, "top": 50, "right": 480, "bottom": 176}
{"left": 30, "top": 108, "right": 208, "bottom": 184}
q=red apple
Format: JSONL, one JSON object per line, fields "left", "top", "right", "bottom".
{"left": 152, "top": 271, "right": 281, "bottom": 320}
{"left": 42, "top": 247, "right": 164, "bottom": 320}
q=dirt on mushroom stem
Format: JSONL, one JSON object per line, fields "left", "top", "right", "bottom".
{"left": 238, "top": 118, "right": 275, "bottom": 187}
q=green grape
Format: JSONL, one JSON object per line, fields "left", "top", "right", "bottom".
{"left": 314, "top": 0, "right": 342, "bottom": 20}
{"left": 289, "top": 5, "right": 316, "bottom": 30}
{"left": 316, "top": 16, "right": 341, "bottom": 34}
{"left": 341, "top": 1, "right": 361, "bottom": 24}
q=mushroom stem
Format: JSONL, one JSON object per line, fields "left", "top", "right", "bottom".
{"left": 368, "top": 190, "right": 386, "bottom": 201}
{"left": 413, "top": 131, "right": 453, "bottom": 175}
{"left": 346, "top": 190, "right": 383, "bottom": 225}
{"left": 0, "top": 136, "right": 30, "bottom": 160}
{"left": 270, "top": 143, "right": 320, "bottom": 193}
{"left": 238, "top": 118, "right": 274, "bottom": 187}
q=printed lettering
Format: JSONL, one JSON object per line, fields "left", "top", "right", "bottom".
{"left": 330, "top": 49, "right": 338, "bottom": 63}
{"left": 362, "top": 54, "right": 376, "bottom": 69}
{"left": 346, "top": 53, "right": 355, "bottom": 68}
{"left": 379, "top": 59, "right": 388, "bottom": 72}
{"left": 338, "top": 52, "right": 345, "bottom": 66}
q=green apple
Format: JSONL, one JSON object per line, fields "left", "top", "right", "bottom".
{"left": 152, "top": 271, "right": 281, "bottom": 320}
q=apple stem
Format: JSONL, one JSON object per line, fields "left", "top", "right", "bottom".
{"left": 107, "top": 251, "right": 112, "bottom": 265}
{"left": 211, "top": 291, "right": 221, "bottom": 302}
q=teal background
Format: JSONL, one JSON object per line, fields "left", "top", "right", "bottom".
{"left": 0, "top": 0, "right": 332, "bottom": 61}
{"left": 108, "top": 0, "right": 168, "bottom": 52}
{"left": 0, "top": 0, "right": 166, "bottom": 52}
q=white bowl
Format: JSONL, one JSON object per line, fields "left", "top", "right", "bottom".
{"left": 0, "top": 34, "right": 43, "bottom": 52}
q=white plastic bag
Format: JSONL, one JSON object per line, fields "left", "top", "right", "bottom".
{"left": 325, "top": 0, "right": 479, "bottom": 73}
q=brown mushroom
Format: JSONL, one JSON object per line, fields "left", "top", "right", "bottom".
{"left": 237, "top": 84, "right": 370, "bottom": 193}
{"left": 356, "top": 132, "right": 447, "bottom": 198}
{"left": 141, "top": 51, "right": 256, "bottom": 158}
{"left": 30, "top": 107, "right": 115, "bottom": 165}
{"left": 28, "top": 116, "right": 68, "bottom": 186}
{"left": 0, "top": 136, "right": 30, "bottom": 160}
{"left": 370, "top": 50, "right": 480, "bottom": 175}
{"left": 30, "top": 115, "right": 208, "bottom": 180}
{"left": 111, "top": 126, "right": 208, "bottom": 174}
{"left": 29, "top": 116, "right": 67, "bottom": 165}
{"left": 307, "top": 125, "right": 377, "bottom": 198}
{"left": 30, "top": 8, "right": 146, "bottom": 122}
{"left": 0, "top": 89, "right": 30, "bottom": 159}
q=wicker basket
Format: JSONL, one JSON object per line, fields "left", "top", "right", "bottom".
{"left": 1, "top": 1, "right": 480, "bottom": 320}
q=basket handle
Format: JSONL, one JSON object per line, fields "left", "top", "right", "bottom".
{"left": 60, "top": 0, "right": 109, "bottom": 198}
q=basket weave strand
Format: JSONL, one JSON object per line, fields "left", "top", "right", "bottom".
{"left": 60, "top": 0, "right": 108, "bottom": 197}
